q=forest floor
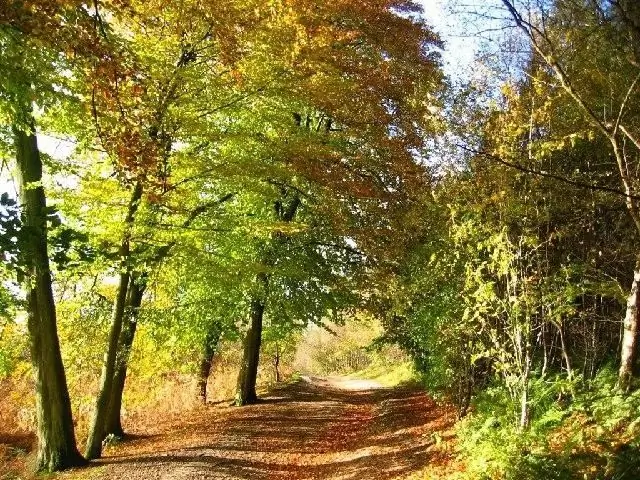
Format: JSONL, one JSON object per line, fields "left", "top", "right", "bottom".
{"left": 5, "top": 376, "right": 460, "bottom": 479}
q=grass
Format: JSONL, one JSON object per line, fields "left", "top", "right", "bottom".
{"left": 348, "top": 361, "right": 418, "bottom": 387}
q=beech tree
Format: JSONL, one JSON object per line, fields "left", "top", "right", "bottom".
{"left": 229, "top": 0, "right": 442, "bottom": 404}
{"left": 0, "top": 1, "right": 99, "bottom": 470}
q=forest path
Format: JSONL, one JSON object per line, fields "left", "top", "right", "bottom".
{"left": 67, "top": 377, "right": 456, "bottom": 480}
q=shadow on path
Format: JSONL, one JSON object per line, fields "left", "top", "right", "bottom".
{"left": 69, "top": 377, "right": 455, "bottom": 480}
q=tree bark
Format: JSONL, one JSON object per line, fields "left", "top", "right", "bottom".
{"left": 103, "top": 273, "right": 146, "bottom": 438}
{"left": 556, "top": 321, "right": 573, "bottom": 381}
{"left": 519, "top": 337, "right": 531, "bottom": 430}
{"left": 198, "top": 326, "right": 222, "bottom": 403}
{"left": 235, "top": 287, "right": 266, "bottom": 406}
{"left": 273, "top": 343, "right": 281, "bottom": 383}
{"left": 234, "top": 194, "right": 300, "bottom": 406}
{"left": 13, "top": 114, "right": 85, "bottom": 472}
{"left": 619, "top": 262, "right": 640, "bottom": 391}
{"left": 85, "top": 182, "right": 143, "bottom": 459}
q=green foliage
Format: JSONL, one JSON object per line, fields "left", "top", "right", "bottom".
{"left": 455, "top": 369, "right": 640, "bottom": 480}
{"left": 0, "top": 191, "right": 21, "bottom": 271}
{"left": 0, "top": 320, "right": 27, "bottom": 379}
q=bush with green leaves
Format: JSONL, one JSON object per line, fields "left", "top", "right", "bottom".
{"left": 456, "top": 369, "right": 640, "bottom": 480}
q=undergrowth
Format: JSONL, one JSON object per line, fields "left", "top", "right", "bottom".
{"left": 454, "top": 368, "right": 640, "bottom": 480}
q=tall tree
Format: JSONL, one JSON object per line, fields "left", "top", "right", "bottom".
{"left": 228, "top": 0, "right": 443, "bottom": 405}
{"left": 12, "top": 100, "right": 85, "bottom": 472}
{"left": 81, "top": 0, "right": 259, "bottom": 454}
{"left": 0, "top": 1, "right": 101, "bottom": 470}
{"left": 236, "top": 192, "right": 301, "bottom": 405}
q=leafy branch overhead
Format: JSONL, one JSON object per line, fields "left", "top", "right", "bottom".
{"left": 2, "top": 1, "right": 640, "bottom": 479}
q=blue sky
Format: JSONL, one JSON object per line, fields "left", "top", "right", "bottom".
{"left": 419, "top": 0, "right": 512, "bottom": 85}
{"left": 419, "top": 0, "right": 480, "bottom": 78}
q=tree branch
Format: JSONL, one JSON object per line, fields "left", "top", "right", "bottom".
{"left": 457, "top": 143, "right": 640, "bottom": 200}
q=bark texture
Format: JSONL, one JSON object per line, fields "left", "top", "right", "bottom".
{"left": 235, "top": 292, "right": 266, "bottom": 405}
{"left": 619, "top": 263, "right": 640, "bottom": 391}
{"left": 14, "top": 117, "right": 84, "bottom": 472}
{"left": 104, "top": 274, "right": 146, "bottom": 437}
{"left": 85, "top": 182, "right": 143, "bottom": 459}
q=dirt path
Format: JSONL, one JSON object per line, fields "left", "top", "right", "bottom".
{"left": 64, "top": 377, "right": 456, "bottom": 480}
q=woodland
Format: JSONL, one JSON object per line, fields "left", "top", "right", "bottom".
{"left": 2, "top": 0, "right": 640, "bottom": 479}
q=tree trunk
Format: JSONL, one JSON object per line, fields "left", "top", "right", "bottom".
{"left": 273, "top": 343, "right": 281, "bottom": 383}
{"left": 234, "top": 195, "right": 300, "bottom": 406}
{"left": 98, "top": 196, "right": 232, "bottom": 433}
{"left": 85, "top": 182, "right": 143, "bottom": 459}
{"left": 519, "top": 343, "right": 531, "bottom": 430}
{"left": 198, "top": 326, "right": 222, "bottom": 403}
{"left": 103, "top": 273, "right": 146, "bottom": 438}
{"left": 619, "top": 262, "right": 640, "bottom": 391}
{"left": 556, "top": 321, "right": 573, "bottom": 381}
{"left": 235, "top": 286, "right": 266, "bottom": 406}
{"left": 13, "top": 115, "right": 85, "bottom": 472}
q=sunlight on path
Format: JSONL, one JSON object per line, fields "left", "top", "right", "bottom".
{"left": 62, "top": 377, "right": 455, "bottom": 480}
{"left": 301, "top": 375, "right": 384, "bottom": 391}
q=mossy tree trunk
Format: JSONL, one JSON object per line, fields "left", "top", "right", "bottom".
{"left": 13, "top": 111, "right": 85, "bottom": 472}
{"left": 103, "top": 273, "right": 146, "bottom": 438}
{"left": 85, "top": 182, "right": 143, "bottom": 459}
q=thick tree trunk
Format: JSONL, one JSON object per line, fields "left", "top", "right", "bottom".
{"left": 85, "top": 182, "right": 143, "bottom": 459}
{"left": 235, "top": 288, "right": 266, "bottom": 406}
{"left": 13, "top": 117, "right": 85, "bottom": 472}
{"left": 619, "top": 262, "right": 640, "bottom": 391}
{"left": 198, "top": 327, "right": 221, "bottom": 403}
{"left": 234, "top": 195, "right": 300, "bottom": 406}
{"left": 103, "top": 274, "right": 146, "bottom": 438}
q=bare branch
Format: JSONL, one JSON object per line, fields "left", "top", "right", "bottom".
{"left": 456, "top": 142, "right": 640, "bottom": 200}
{"left": 614, "top": 71, "right": 640, "bottom": 136}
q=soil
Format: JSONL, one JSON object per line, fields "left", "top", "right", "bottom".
{"left": 9, "top": 377, "right": 458, "bottom": 479}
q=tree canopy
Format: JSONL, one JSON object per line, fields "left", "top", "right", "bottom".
{"left": 2, "top": 1, "right": 640, "bottom": 478}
